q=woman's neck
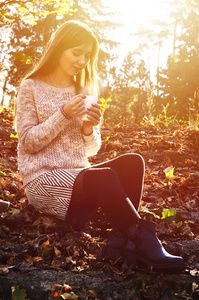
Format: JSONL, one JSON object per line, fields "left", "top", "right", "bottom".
{"left": 39, "top": 70, "right": 73, "bottom": 88}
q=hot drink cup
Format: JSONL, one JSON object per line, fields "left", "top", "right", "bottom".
{"left": 81, "top": 95, "right": 98, "bottom": 121}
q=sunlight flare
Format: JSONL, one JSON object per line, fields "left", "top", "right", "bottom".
{"left": 107, "top": 0, "right": 172, "bottom": 27}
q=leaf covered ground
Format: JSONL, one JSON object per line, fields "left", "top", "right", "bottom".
{"left": 0, "top": 108, "right": 199, "bottom": 300}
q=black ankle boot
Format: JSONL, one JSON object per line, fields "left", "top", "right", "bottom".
{"left": 125, "top": 219, "right": 186, "bottom": 270}
{"left": 104, "top": 234, "right": 125, "bottom": 260}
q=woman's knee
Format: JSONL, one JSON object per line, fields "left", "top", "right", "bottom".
{"left": 89, "top": 166, "right": 117, "bottom": 177}
{"left": 117, "top": 153, "right": 145, "bottom": 168}
{"left": 84, "top": 167, "right": 118, "bottom": 184}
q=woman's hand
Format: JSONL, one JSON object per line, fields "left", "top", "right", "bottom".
{"left": 82, "top": 102, "right": 101, "bottom": 136}
{"left": 63, "top": 94, "right": 86, "bottom": 118}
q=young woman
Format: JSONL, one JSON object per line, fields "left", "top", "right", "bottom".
{"left": 16, "top": 20, "right": 185, "bottom": 271}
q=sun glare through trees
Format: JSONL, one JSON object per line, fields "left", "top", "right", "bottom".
{"left": 0, "top": 0, "right": 198, "bottom": 125}
{"left": 0, "top": 1, "right": 199, "bottom": 299}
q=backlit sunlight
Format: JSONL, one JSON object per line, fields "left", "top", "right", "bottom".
{"left": 107, "top": 0, "right": 172, "bottom": 27}
{"left": 106, "top": 0, "right": 174, "bottom": 49}
{"left": 105, "top": 0, "right": 181, "bottom": 77}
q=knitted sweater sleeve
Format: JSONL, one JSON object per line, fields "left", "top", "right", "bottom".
{"left": 16, "top": 80, "right": 70, "bottom": 154}
{"left": 83, "top": 126, "right": 102, "bottom": 157}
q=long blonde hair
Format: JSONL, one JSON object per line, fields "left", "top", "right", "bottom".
{"left": 22, "top": 20, "right": 99, "bottom": 94}
{"left": 14, "top": 20, "right": 99, "bottom": 130}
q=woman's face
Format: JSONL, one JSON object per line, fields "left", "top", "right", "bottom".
{"left": 58, "top": 42, "right": 93, "bottom": 77}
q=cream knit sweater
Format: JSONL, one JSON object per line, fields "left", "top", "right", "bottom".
{"left": 16, "top": 79, "right": 101, "bottom": 186}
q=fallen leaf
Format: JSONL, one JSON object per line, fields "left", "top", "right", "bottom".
{"left": 192, "top": 282, "right": 199, "bottom": 293}
{"left": 164, "top": 167, "right": 176, "bottom": 179}
{"left": 161, "top": 208, "right": 176, "bottom": 219}
{"left": 54, "top": 246, "right": 61, "bottom": 257}
{"left": 61, "top": 291, "right": 78, "bottom": 300}
{"left": 11, "top": 285, "right": 28, "bottom": 300}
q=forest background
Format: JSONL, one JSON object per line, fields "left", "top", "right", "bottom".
{"left": 0, "top": 1, "right": 199, "bottom": 298}
{"left": 0, "top": 0, "right": 199, "bottom": 128}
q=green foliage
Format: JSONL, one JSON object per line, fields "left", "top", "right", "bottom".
{"left": 142, "top": 104, "right": 179, "bottom": 127}
{"left": 99, "top": 97, "right": 112, "bottom": 115}
{"left": 0, "top": 0, "right": 118, "bottom": 108}
{"left": 104, "top": 135, "right": 110, "bottom": 142}
{"left": 10, "top": 133, "right": 18, "bottom": 140}
{"left": 61, "top": 292, "right": 78, "bottom": 299}
{"left": 1, "top": 0, "right": 75, "bottom": 96}
{"left": 104, "top": 0, "right": 199, "bottom": 126}
{"left": 11, "top": 285, "right": 28, "bottom": 300}
{"left": 105, "top": 53, "right": 149, "bottom": 125}
{"left": 161, "top": 208, "right": 176, "bottom": 220}
{"left": 0, "top": 0, "right": 74, "bottom": 27}
{"left": 156, "top": 0, "right": 199, "bottom": 122}
{"left": 0, "top": 171, "right": 8, "bottom": 177}
{"left": 9, "top": 208, "right": 21, "bottom": 215}
{"left": 2, "top": 0, "right": 199, "bottom": 125}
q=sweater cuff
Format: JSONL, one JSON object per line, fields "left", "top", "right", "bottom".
{"left": 82, "top": 127, "right": 101, "bottom": 156}
{"left": 53, "top": 110, "right": 71, "bottom": 128}
{"left": 82, "top": 130, "right": 95, "bottom": 141}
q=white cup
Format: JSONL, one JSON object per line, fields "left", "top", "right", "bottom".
{"left": 81, "top": 95, "right": 98, "bottom": 121}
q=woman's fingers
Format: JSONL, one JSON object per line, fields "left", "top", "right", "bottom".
{"left": 64, "top": 95, "right": 101, "bottom": 120}
{"left": 75, "top": 95, "right": 85, "bottom": 108}
{"left": 65, "top": 94, "right": 85, "bottom": 117}
{"left": 75, "top": 101, "right": 84, "bottom": 114}
{"left": 88, "top": 104, "right": 101, "bottom": 118}
{"left": 86, "top": 103, "right": 101, "bottom": 125}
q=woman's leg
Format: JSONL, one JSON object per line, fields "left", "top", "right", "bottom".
{"left": 69, "top": 164, "right": 185, "bottom": 270}
{"left": 68, "top": 153, "right": 144, "bottom": 230}
{"left": 91, "top": 153, "right": 145, "bottom": 211}
{"left": 69, "top": 167, "right": 139, "bottom": 235}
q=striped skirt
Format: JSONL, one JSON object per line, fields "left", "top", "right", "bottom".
{"left": 25, "top": 169, "right": 83, "bottom": 221}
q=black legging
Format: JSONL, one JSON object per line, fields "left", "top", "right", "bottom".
{"left": 66, "top": 153, "right": 145, "bottom": 235}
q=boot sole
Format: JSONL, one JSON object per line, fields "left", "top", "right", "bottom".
{"left": 125, "top": 251, "right": 186, "bottom": 271}
{"left": 105, "top": 248, "right": 186, "bottom": 271}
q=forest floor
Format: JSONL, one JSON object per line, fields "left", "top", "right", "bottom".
{"left": 0, "top": 108, "right": 199, "bottom": 300}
